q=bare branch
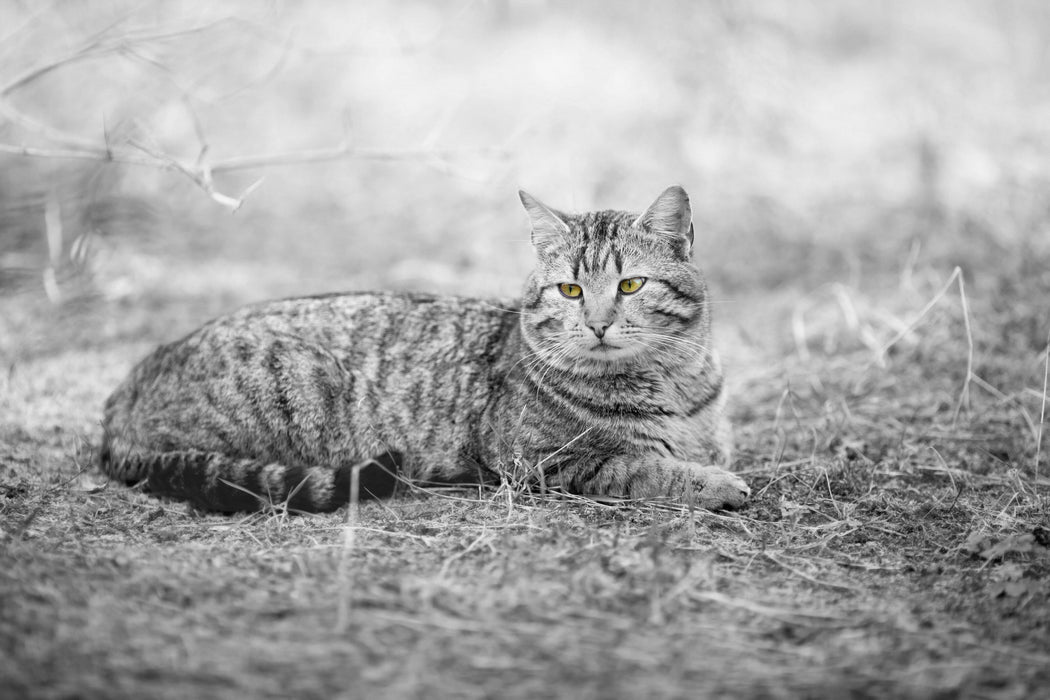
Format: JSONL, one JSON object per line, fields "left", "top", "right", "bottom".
{"left": 0, "top": 141, "right": 146, "bottom": 163}
{"left": 119, "top": 45, "right": 210, "bottom": 153}
{"left": 127, "top": 137, "right": 252, "bottom": 211}
{"left": 207, "top": 26, "right": 298, "bottom": 103}
{"left": 1, "top": 18, "right": 237, "bottom": 97}
{"left": 0, "top": 99, "right": 103, "bottom": 150}
{"left": 0, "top": 17, "right": 237, "bottom": 154}
{"left": 0, "top": 13, "right": 506, "bottom": 210}
{"left": 0, "top": 137, "right": 506, "bottom": 211}
{"left": 209, "top": 144, "right": 507, "bottom": 173}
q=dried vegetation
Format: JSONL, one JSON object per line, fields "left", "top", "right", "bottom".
{"left": 2, "top": 2, "right": 1050, "bottom": 699}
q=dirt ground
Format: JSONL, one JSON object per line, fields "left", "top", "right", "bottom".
{"left": 2, "top": 240, "right": 1048, "bottom": 699}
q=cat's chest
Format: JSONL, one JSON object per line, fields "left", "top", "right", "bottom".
{"left": 502, "top": 360, "right": 724, "bottom": 463}
{"left": 546, "top": 372, "right": 709, "bottom": 440}
{"left": 590, "top": 370, "right": 703, "bottom": 419}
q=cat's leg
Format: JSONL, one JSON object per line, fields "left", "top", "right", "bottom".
{"left": 568, "top": 455, "right": 750, "bottom": 510}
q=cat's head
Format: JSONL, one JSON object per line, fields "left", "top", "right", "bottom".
{"left": 519, "top": 186, "right": 711, "bottom": 372}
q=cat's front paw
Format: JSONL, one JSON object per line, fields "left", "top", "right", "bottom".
{"left": 690, "top": 467, "right": 750, "bottom": 510}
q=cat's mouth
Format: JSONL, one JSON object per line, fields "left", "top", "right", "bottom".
{"left": 583, "top": 342, "right": 641, "bottom": 364}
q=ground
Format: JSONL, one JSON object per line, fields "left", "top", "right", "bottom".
{"left": 2, "top": 240, "right": 1048, "bottom": 698}
{"left": 3, "top": 3, "right": 1050, "bottom": 699}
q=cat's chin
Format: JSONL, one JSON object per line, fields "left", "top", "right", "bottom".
{"left": 577, "top": 343, "right": 643, "bottom": 363}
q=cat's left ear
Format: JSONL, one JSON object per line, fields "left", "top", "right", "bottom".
{"left": 633, "top": 185, "right": 694, "bottom": 258}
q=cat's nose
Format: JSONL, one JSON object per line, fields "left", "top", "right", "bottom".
{"left": 588, "top": 321, "right": 611, "bottom": 339}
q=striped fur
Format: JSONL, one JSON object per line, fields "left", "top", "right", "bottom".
{"left": 100, "top": 186, "right": 750, "bottom": 512}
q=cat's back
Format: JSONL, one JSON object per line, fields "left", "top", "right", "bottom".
{"left": 104, "top": 291, "right": 522, "bottom": 467}
{"left": 107, "top": 290, "right": 522, "bottom": 423}
{"left": 174, "top": 291, "right": 518, "bottom": 357}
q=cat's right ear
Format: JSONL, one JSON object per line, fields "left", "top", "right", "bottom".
{"left": 519, "top": 190, "right": 570, "bottom": 250}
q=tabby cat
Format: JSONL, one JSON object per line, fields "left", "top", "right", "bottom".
{"left": 99, "top": 186, "right": 750, "bottom": 512}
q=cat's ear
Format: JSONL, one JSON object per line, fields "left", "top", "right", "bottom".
{"left": 633, "top": 185, "right": 694, "bottom": 256}
{"left": 519, "top": 190, "right": 570, "bottom": 249}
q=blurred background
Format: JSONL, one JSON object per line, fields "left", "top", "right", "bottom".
{"left": 2, "top": 0, "right": 1049, "bottom": 361}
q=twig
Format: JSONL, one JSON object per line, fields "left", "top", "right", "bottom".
{"left": 899, "top": 238, "right": 922, "bottom": 291}
{"left": 42, "top": 192, "right": 62, "bottom": 303}
{"left": 119, "top": 44, "right": 210, "bottom": 149}
{"left": 533, "top": 426, "right": 594, "bottom": 474}
{"left": 0, "top": 141, "right": 148, "bottom": 163}
{"left": 969, "top": 373, "right": 1039, "bottom": 439}
{"left": 878, "top": 266, "right": 959, "bottom": 359}
{"left": 0, "top": 19, "right": 236, "bottom": 97}
{"left": 0, "top": 15, "right": 504, "bottom": 210}
{"left": 772, "top": 387, "right": 790, "bottom": 433}
{"left": 912, "top": 463, "right": 1050, "bottom": 489}
{"left": 0, "top": 17, "right": 232, "bottom": 167}
{"left": 208, "top": 144, "right": 506, "bottom": 173}
{"left": 821, "top": 467, "right": 842, "bottom": 519}
{"left": 127, "top": 137, "right": 262, "bottom": 210}
{"left": 791, "top": 300, "right": 810, "bottom": 362}
{"left": 0, "top": 102, "right": 113, "bottom": 151}
{"left": 952, "top": 270, "right": 974, "bottom": 424}
{"left": 1, "top": 139, "right": 505, "bottom": 210}
{"left": 918, "top": 445, "right": 964, "bottom": 518}
{"left": 1037, "top": 328, "right": 1050, "bottom": 482}
{"left": 209, "top": 26, "right": 298, "bottom": 102}
{"left": 335, "top": 462, "right": 362, "bottom": 633}
{"left": 876, "top": 266, "right": 973, "bottom": 426}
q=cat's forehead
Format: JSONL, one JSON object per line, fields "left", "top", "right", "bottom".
{"left": 543, "top": 210, "right": 656, "bottom": 278}
{"left": 570, "top": 209, "right": 636, "bottom": 236}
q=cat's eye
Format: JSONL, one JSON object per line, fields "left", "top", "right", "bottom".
{"left": 619, "top": 277, "right": 646, "bottom": 294}
{"left": 558, "top": 283, "right": 583, "bottom": 298}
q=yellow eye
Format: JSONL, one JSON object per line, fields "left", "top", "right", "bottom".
{"left": 558, "top": 283, "right": 583, "bottom": 298}
{"left": 619, "top": 277, "right": 646, "bottom": 294}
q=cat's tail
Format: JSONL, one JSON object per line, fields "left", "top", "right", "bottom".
{"left": 98, "top": 436, "right": 401, "bottom": 513}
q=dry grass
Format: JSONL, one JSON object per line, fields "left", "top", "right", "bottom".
{"left": 3, "top": 2, "right": 1050, "bottom": 698}
{"left": 2, "top": 256, "right": 1049, "bottom": 699}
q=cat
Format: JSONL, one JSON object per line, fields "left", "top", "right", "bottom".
{"left": 99, "top": 186, "right": 750, "bottom": 513}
